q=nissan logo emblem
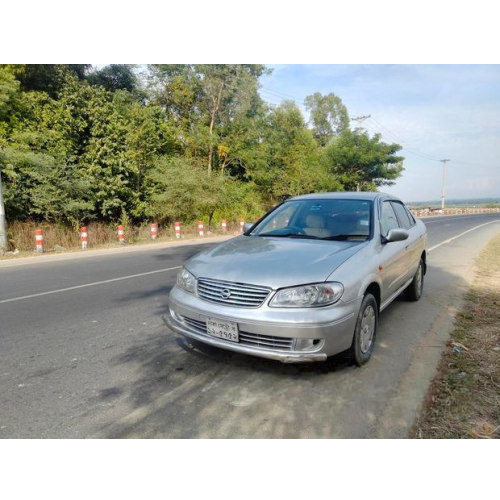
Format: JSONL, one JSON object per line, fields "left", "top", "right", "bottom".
{"left": 221, "top": 289, "right": 231, "bottom": 299}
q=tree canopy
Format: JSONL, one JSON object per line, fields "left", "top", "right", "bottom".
{"left": 0, "top": 64, "right": 405, "bottom": 227}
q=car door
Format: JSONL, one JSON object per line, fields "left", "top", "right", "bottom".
{"left": 377, "top": 200, "right": 409, "bottom": 303}
{"left": 390, "top": 201, "right": 421, "bottom": 281}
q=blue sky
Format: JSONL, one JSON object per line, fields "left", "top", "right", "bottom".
{"left": 259, "top": 65, "right": 500, "bottom": 203}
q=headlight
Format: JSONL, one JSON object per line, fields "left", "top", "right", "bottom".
{"left": 269, "top": 282, "right": 343, "bottom": 308}
{"left": 176, "top": 267, "right": 197, "bottom": 294}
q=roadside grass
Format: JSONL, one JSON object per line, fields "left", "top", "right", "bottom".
{"left": 1, "top": 220, "right": 242, "bottom": 258}
{"left": 413, "top": 233, "right": 500, "bottom": 438}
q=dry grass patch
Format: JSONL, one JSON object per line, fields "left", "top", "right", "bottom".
{"left": 413, "top": 233, "right": 500, "bottom": 438}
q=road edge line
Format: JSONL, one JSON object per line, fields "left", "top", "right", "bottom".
{"left": 428, "top": 220, "right": 500, "bottom": 252}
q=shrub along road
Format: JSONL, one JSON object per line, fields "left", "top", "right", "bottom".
{"left": 0, "top": 214, "right": 499, "bottom": 438}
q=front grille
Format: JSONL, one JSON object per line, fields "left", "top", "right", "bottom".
{"left": 183, "top": 316, "right": 207, "bottom": 334}
{"left": 197, "top": 278, "right": 271, "bottom": 308}
{"left": 239, "top": 331, "right": 294, "bottom": 350}
{"left": 180, "top": 315, "right": 295, "bottom": 351}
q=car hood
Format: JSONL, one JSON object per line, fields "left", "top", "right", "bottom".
{"left": 185, "top": 235, "right": 367, "bottom": 289}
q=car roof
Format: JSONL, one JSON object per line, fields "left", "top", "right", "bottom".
{"left": 287, "top": 191, "right": 401, "bottom": 202}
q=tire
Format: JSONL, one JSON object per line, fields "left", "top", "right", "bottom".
{"left": 405, "top": 259, "right": 424, "bottom": 301}
{"left": 349, "top": 293, "right": 378, "bottom": 366}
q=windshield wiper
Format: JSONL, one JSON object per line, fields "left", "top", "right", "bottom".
{"left": 321, "top": 234, "right": 368, "bottom": 241}
{"left": 258, "top": 233, "right": 319, "bottom": 239}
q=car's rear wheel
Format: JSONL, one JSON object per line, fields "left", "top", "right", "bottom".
{"left": 405, "top": 259, "right": 424, "bottom": 301}
{"left": 349, "top": 293, "right": 378, "bottom": 366}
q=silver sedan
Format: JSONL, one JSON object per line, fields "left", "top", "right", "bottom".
{"left": 164, "top": 192, "right": 427, "bottom": 365}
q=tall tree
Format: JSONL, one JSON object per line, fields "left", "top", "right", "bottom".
{"left": 305, "top": 92, "right": 349, "bottom": 146}
{"left": 251, "top": 101, "right": 340, "bottom": 202}
{"left": 148, "top": 64, "right": 268, "bottom": 173}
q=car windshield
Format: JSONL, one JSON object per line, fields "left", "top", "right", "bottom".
{"left": 249, "top": 199, "right": 372, "bottom": 241}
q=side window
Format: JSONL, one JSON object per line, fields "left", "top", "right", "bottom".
{"left": 380, "top": 201, "right": 399, "bottom": 237}
{"left": 405, "top": 206, "right": 416, "bottom": 225}
{"left": 391, "top": 201, "right": 413, "bottom": 230}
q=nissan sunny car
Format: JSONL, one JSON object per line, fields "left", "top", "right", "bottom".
{"left": 164, "top": 192, "right": 427, "bottom": 365}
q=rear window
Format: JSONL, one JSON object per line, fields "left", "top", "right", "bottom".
{"left": 391, "top": 201, "right": 413, "bottom": 230}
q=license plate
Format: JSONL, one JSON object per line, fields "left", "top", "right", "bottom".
{"left": 206, "top": 318, "right": 239, "bottom": 342}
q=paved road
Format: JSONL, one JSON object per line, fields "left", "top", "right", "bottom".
{"left": 0, "top": 213, "right": 499, "bottom": 437}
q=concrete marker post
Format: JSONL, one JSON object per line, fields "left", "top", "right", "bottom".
{"left": 80, "top": 226, "right": 88, "bottom": 249}
{"left": 198, "top": 221, "right": 204, "bottom": 238}
{"left": 35, "top": 227, "right": 44, "bottom": 253}
{"left": 151, "top": 223, "right": 158, "bottom": 240}
{"left": 174, "top": 222, "right": 181, "bottom": 239}
{"left": 118, "top": 225, "right": 125, "bottom": 244}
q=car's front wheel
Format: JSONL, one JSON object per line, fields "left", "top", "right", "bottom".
{"left": 349, "top": 293, "right": 378, "bottom": 366}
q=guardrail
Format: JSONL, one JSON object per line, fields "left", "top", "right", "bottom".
{"left": 410, "top": 207, "right": 500, "bottom": 218}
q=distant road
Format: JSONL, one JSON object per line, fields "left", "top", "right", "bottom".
{"left": 0, "top": 213, "right": 499, "bottom": 438}
{"left": 422, "top": 213, "right": 500, "bottom": 248}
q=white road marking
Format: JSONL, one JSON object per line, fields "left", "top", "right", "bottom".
{"left": 2, "top": 220, "right": 498, "bottom": 303}
{"left": 0, "top": 266, "right": 181, "bottom": 305}
{"left": 428, "top": 220, "right": 500, "bottom": 252}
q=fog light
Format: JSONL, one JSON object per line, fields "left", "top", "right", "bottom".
{"left": 295, "top": 338, "right": 323, "bottom": 351}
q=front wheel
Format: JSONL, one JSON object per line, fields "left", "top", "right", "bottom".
{"left": 405, "top": 259, "right": 424, "bottom": 301}
{"left": 349, "top": 293, "right": 378, "bottom": 366}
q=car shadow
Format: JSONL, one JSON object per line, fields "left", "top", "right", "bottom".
{"left": 93, "top": 255, "right": 473, "bottom": 439}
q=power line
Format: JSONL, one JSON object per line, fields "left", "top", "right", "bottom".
{"left": 150, "top": 66, "right": 493, "bottom": 170}
{"left": 366, "top": 117, "right": 441, "bottom": 162}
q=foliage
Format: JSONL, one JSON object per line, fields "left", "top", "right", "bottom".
{"left": 8, "top": 64, "right": 89, "bottom": 97}
{"left": 87, "top": 65, "right": 138, "bottom": 92}
{"left": 323, "top": 129, "right": 404, "bottom": 191}
{"left": 305, "top": 92, "right": 349, "bottom": 146}
{"left": 0, "top": 64, "right": 405, "bottom": 230}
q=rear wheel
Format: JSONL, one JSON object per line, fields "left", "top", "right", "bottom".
{"left": 405, "top": 259, "right": 424, "bottom": 301}
{"left": 349, "top": 293, "right": 378, "bottom": 366}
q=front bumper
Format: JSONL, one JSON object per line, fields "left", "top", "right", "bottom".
{"left": 164, "top": 286, "right": 359, "bottom": 363}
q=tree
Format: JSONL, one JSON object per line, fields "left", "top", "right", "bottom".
{"left": 9, "top": 64, "right": 89, "bottom": 97}
{"left": 0, "top": 78, "right": 94, "bottom": 224}
{"left": 87, "top": 65, "right": 137, "bottom": 93}
{"left": 305, "top": 92, "right": 349, "bottom": 146}
{"left": 323, "top": 129, "right": 404, "bottom": 191}
{"left": 0, "top": 66, "right": 20, "bottom": 124}
{"left": 148, "top": 64, "right": 269, "bottom": 173}
{"left": 251, "top": 101, "right": 340, "bottom": 203}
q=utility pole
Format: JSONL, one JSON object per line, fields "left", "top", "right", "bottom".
{"left": 0, "top": 170, "right": 7, "bottom": 252}
{"left": 440, "top": 159, "right": 450, "bottom": 210}
{"left": 351, "top": 115, "right": 371, "bottom": 131}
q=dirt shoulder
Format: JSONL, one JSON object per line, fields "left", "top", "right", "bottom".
{"left": 412, "top": 234, "right": 500, "bottom": 438}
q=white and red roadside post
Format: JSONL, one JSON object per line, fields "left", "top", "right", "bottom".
{"left": 174, "top": 221, "right": 181, "bottom": 239}
{"left": 80, "top": 226, "right": 88, "bottom": 249}
{"left": 198, "top": 221, "right": 204, "bottom": 237}
{"left": 239, "top": 219, "right": 245, "bottom": 233}
{"left": 221, "top": 220, "right": 227, "bottom": 233}
{"left": 150, "top": 223, "right": 158, "bottom": 240}
{"left": 35, "top": 227, "right": 44, "bottom": 253}
{"left": 118, "top": 225, "right": 125, "bottom": 244}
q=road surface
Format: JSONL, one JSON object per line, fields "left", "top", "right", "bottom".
{"left": 0, "top": 214, "right": 499, "bottom": 437}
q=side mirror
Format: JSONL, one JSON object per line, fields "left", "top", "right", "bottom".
{"left": 243, "top": 222, "right": 254, "bottom": 233}
{"left": 383, "top": 228, "right": 409, "bottom": 243}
